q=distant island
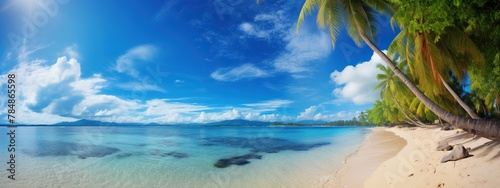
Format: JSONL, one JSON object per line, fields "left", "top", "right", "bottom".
{"left": 1, "top": 118, "right": 373, "bottom": 127}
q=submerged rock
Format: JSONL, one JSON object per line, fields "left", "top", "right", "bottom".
{"left": 164, "top": 151, "right": 188, "bottom": 158}
{"left": 214, "top": 153, "right": 263, "bottom": 168}
{"left": 157, "top": 140, "right": 182, "bottom": 146}
{"left": 441, "top": 144, "right": 470, "bottom": 163}
{"left": 200, "top": 137, "right": 329, "bottom": 154}
{"left": 76, "top": 146, "right": 120, "bottom": 159}
{"left": 22, "top": 140, "right": 120, "bottom": 159}
{"left": 203, "top": 137, "right": 329, "bottom": 168}
{"left": 116, "top": 153, "right": 134, "bottom": 159}
{"left": 150, "top": 150, "right": 188, "bottom": 159}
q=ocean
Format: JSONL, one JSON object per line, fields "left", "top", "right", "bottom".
{"left": 0, "top": 126, "right": 370, "bottom": 188}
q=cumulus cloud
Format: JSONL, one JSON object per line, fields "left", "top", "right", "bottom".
{"left": 296, "top": 105, "right": 358, "bottom": 122}
{"left": 194, "top": 109, "right": 241, "bottom": 123}
{"left": 210, "top": 64, "right": 270, "bottom": 81}
{"left": 1, "top": 44, "right": 304, "bottom": 124}
{"left": 0, "top": 46, "right": 165, "bottom": 124}
{"left": 193, "top": 108, "right": 291, "bottom": 123}
{"left": 296, "top": 105, "right": 320, "bottom": 120}
{"left": 144, "top": 99, "right": 209, "bottom": 116}
{"left": 115, "top": 45, "right": 157, "bottom": 78}
{"left": 330, "top": 51, "right": 385, "bottom": 105}
{"left": 2, "top": 55, "right": 109, "bottom": 124}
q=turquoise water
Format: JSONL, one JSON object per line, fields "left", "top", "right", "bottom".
{"left": 0, "top": 126, "right": 370, "bottom": 188}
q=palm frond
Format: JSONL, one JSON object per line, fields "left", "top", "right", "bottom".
{"left": 363, "top": 0, "right": 394, "bottom": 15}
{"left": 326, "top": 0, "right": 343, "bottom": 48}
{"left": 297, "top": 0, "right": 322, "bottom": 33}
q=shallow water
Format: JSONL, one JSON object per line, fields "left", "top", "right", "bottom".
{"left": 0, "top": 126, "right": 369, "bottom": 188}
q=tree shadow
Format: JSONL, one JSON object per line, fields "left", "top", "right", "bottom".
{"left": 443, "top": 132, "right": 472, "bottom": 143}
{"left": 469, "top": 140, "right": 500, "bottom": 161}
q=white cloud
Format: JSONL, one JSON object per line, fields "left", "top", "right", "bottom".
{"left": 72, "top": 94, "right": 138, "bottom": 117}
{"left": 144, "top": 99, "right": 209, "bottom": 116}
{"left": 17, "top": 41, "right": 50, "bottom": 63}
{"left": 210, "top": 63, "right": 270, "bottom": 81}
{"left": 0, "top": 45, "right": 162, "bottom": 123}
{"left": 1, "top": 44, "right": 304, "bottom": 124}
{"left": 243, "top": 99, "right": 293, "bottom": 112}
{"left": 238, "top": 9, "right": 333, "bottom": 77}
{"left": 214, "top": 10, "right": 331, "bottom": 81}
{"left": 17, "top": 57, "right": 81, "bottom": 106}
{"left": 239, "top": 10, "right": 287, "bottom": 39}
{"left": 115, "top": 45, "right": 157, "bottom": 78}
{"left": 64, "top": 44, "right": 80, "bottom": 59}
{"left": 1, "top": 55, "right": 108, "bottom": 124}
{"left": 330, "top": 51, "right": 385, "bottom": 105}
{"left": 239, "top": 22, "right": 264, "bottom": 37}
{"left": 194, "top": 109, "right": 241, "bottom": 123}
{"left": 192, "top": 108, "right": 291, "bottom": 123}
{"left": 272, "top": 28, "right": 331, "bottom": 75}
{"left": 296, "top": 105, "right": 359, "bottom": 122}
{"left": 296, "top": 105, "right": 319, "bottom": 120}
{"left": 117, "top": 82, "right": 166, "bottom": 92}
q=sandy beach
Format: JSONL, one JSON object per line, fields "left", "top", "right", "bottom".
{"left": 331, "top": 126, "right": 500, "bottom": 188}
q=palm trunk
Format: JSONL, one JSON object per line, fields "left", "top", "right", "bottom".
{"left": 406, "top": 106, "right": 426, "bottom": 125}
{"left": 391, "top": 93, "right": 425, "bottom": 126}
{"left": 360, "top": 33, "right": 500, "bottom": 140}
{"left": 439, "top": 74, "right": 481, "bottom": 119}
{"left": 495, "top": 93, "right": 500, "bottom": 114}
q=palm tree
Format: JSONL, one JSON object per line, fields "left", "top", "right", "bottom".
{"left": 388, "top": 24, "right": 482, "bottom": 119}
{"left": 358, "top": 111, "right": 368, "bottom": 125}
{"left": 367, "top": 100, "right": 395, "bottom": 125}
{"left": 374, "top": 62, "right": 425, "bottom": 126}
{"left": 470, "top": 64, "right": 500, "bottom": 118}
{"left": 292, "top": 0, "right": 500, "bottom": 139}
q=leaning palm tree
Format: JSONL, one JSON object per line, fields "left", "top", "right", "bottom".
{"left": 374, "top": 62, "right": 425, "bottom": 126}
{"left": 388, "top": 24, "right": 482, "bottom": 119}
{"left": 291, "top": 0, "right": 500, "bottom": 139}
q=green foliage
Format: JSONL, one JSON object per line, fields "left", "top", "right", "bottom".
{"left": 387, "top": 0, "right": 489, "bottom": 120}
{"left": 290, "top": 0, "right": 500, "bottom": 126}
{"left": 358, "top": 111, "right": 368, "bottom": 126}
{"left": 367, "top": 100, "right": 390, "bottom": 126}
{"left": 393, "top": 0, "right": 489, "bottom": 41}
{"left": 465, "top": 0, "right": 500, "bottom": 118}
{"left": 296, "top": 0, "right": 392, "bottom": 48}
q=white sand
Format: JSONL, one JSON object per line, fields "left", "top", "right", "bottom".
{"left": 333, "top": 126, "right": 500, "bottom": 188}
{"left": 325, "top": 127, "right": 406, "bottom": 188}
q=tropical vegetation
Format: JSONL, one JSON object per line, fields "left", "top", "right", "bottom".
{"left": 258, "top": 0, "right": 500, "bottom": 139}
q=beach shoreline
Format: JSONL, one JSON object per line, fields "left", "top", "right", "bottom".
{"left": 325, "top": 127, "right": 406, "bottom": 187}
{"left": 330, "top": 126, "right": 500, "bottom": 188}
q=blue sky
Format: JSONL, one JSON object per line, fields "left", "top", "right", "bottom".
{"left": 0, "top": 0, "right": 398, "bottom": 124}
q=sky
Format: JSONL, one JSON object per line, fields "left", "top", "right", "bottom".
{"left": 0, "top": 0, "right": 398, "bottom": 124}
